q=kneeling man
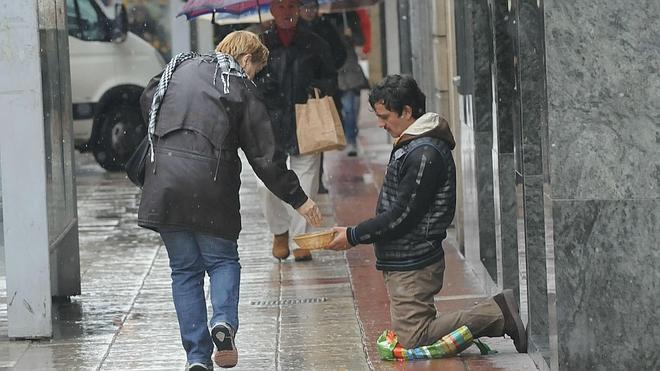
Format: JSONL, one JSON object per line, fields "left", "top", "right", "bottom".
{"left": 328, "top": 74, "right": 527, "bottom": 353}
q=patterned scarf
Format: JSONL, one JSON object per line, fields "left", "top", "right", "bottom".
{"left": 147, "top": 52, "right": 250, "bottom": 161}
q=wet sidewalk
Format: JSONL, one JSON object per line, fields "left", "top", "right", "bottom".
{"left": 0, "top": 150, "right": 368, "bottom": 370}
{"left": 0, "top": 103, "right": 538, "bottom": 370}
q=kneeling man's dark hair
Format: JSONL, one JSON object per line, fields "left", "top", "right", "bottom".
{"left": 368, "top": 74, "right": 426, "bottom": 119}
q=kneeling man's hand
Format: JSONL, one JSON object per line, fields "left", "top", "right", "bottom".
{"left": 327, "top": 226, "right": 352, "bottom": 251}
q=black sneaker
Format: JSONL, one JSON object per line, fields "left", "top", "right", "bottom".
{"left": 186, "top": 363, "right": 209, "bottom": 371}
{"left": 211, "top": 323, "right": 238, "bottom": 368}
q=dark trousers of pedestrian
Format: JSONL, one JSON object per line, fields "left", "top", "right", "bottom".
{"left": 340, "top": 89, "right": 361, "bottom": 145}
{"left": 383, "top": 258, "right": 505, "bottom": 349}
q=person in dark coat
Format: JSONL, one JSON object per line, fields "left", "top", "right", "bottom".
{"left": 337, "top": 35, "right": 369, "bottom": 156}
{"left": 299, "top": 0, "right": 347, "bottom": 70}
{"left": 335, "top": 12, "right": 370, "bottom": 156}
{"left": 298, "top": 0, "right": 347, "bottom": 192}
{"left": 327, "top": 75, "right": 528, "bottom": 355}
{"left": 256, "top": 0, "right": 337, "bottom": 262}
{"left": 138, "top": 31, "right": 322, "bottom": 370}
{"left": 319, "top": 10, "right": 370, "bottom": 156}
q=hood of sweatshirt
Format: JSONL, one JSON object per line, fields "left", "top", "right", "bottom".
{"left": 395, "top": 112, "right": 456, "bottom": 150}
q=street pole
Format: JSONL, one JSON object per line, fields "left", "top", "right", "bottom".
{"left": 0, "top": 0, "right": 53, "bottom": 338}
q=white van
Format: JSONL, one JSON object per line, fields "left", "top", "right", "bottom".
{"left": 66, "top": 0, "right": 165, "bottom": 170}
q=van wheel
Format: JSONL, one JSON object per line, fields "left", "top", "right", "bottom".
{"left": 92, "top": 105, "right": 146, "bottom": 171}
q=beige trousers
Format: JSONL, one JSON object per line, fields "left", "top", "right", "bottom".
{"left": 383, "top": 258, "right": 505, "bottom": 349}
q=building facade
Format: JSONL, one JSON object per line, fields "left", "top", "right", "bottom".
{"left": 380, "top": 0, "right": 659, "bottom": 370}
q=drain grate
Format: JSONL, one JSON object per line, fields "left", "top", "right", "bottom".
{"left": 250, "top": 297, "right": 328, "bottom": 307}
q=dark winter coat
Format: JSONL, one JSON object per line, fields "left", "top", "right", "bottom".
{"left": 257, "top": 26, "right": 337, "bottom": 155}
{"left": 317, "top": 12, "right": 368, "bottom": 91}
{"left": 337, "top": 35, "right": 369, "bottom": 91}
{"left": 137, "top": 55, "right": 308, "bottom": 241}
{"left": 346, "top": 113, "right": 457, "bottom": 271}
{"left": 300, "top": 16, "right": 347, "bottom": 70}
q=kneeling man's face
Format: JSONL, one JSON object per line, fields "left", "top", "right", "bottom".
{"left": 373, "top": 102, "right": 414, "bottom": 138}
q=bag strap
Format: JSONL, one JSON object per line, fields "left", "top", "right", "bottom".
{"left": 309, "top": 88, "right": 321, "bottom": 100}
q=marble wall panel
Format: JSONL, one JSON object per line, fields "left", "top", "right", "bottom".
{"left": 514, "top": 174, "right": 528, "bottom": 325}
{"left": 512, "top": 2, "right": 553, "bottom": 366}
{"left": 492, "top": 0, "right": 516, "bottom": 155}
{"left": 523, "top": 175, "right": 550, "bottom": 355}
{"left": 553, "top": 200, "right": 659, "bottom": 370}
{"left": 476, "top": 132, "right": 497, "bottom": 281}
{"left": 461, "top": 120, "right": 480, "bottom": 263}
{"left": 466, "top": 0, "right": 498, "bottom": 284}
{"left": 539, "top": 1, "right": 660, "bottom": 369}
{"left": 492, "top": 151, "right": 504, "bottom": 287}
{"left": 491, "top": 0, "right": 520, "bottom": 298}
{"left": 517, "top": 0, "right": 546, "bottom": 177}
{"left": 461, "top": 117, "right": 498, "bottom": 288}
{"left": 544, "top": 0, "right": 660, "bottom": 200}
{"left": 456, "top": 0, "right": 500, "bottom": 286}
{"left": 495, "top": 154, "right": 519, "bottom": 296}
{"left": 468, "top": 0, "right": 494, "bottom": 133}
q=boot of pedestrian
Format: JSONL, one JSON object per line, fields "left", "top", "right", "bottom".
{"left": 272, "top": 232, "right": 290, "bottom": 260}
{"left": 292, "top": 248, "right": 312, "bottom": 262}
{"left": 493, "top": 289, "right": 528, "bottom": 353}
{"left": 212, "top": 323, "right": 238, "bottom": 368}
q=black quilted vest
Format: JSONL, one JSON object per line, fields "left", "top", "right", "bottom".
{"left": 375, "top": 136, "right": 456, "bottom": 271}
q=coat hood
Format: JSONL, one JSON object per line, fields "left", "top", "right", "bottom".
{"left": 396, "top": 112, "right": 456, "bottom": 149}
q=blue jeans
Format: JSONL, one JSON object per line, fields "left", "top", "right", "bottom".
{"left": 341, "top": 89, "right": 361, "bottom": 145}
{"left": 160, "top": 230, "right": 241, "bottom": 366}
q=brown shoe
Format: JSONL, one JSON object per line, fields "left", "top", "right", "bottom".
{"left": 272, "top": 232, "right": 290, "bottom": 260}
{"left": 292, "top": 248, "right": 312, "bottom": 262}
{"left": 493, "top": 289, "right": 528, "bottom": 353}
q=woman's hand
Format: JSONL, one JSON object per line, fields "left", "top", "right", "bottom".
{"left": 295, "top": 198, "right": 322, "bottom": 227}
{"left": 326, "top": 226, "right": 352, "bottom": 251}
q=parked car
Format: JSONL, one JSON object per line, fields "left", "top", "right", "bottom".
{"left": 66, "top": 0, "right": 165, "bottom": 170}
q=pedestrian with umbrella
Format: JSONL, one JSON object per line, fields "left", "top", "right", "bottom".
{"left": 255, "top": 0, "right": 337, "bottom": 262}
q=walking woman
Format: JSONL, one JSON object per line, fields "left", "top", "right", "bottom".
{"left": 137, "top": 31, "right": 321, "bottom": 370}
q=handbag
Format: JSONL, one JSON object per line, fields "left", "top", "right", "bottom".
{"left": 125, "top": 135, "right": 149, "bottom": 187}
{"left": 295, "top": 89, "right": 346, "bottom": 155}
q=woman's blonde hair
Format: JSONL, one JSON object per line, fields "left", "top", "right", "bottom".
{"left": 216, "top": 30, "right": 269, "bottom": 68}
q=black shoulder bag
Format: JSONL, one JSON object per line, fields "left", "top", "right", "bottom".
{"left": 125, "top": 135, "right": 149, "bottom": 187}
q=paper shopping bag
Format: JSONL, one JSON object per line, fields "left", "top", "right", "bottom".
{"left": 295, "top": 89, "right": 346, "bottom": 155}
